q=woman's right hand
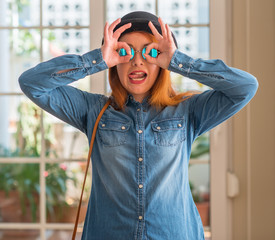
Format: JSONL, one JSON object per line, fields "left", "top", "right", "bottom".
{"left": 101, "top": 18, "right": 132, "bottom": 68}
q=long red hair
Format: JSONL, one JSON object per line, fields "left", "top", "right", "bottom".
{"left": 109, "top": 32, "right": 195, "bottom": 110}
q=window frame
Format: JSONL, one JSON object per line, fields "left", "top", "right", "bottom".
{"left": 209, "top": 0, "right": 233, "bottom": 239}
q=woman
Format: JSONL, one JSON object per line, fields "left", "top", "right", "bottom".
{"left": 19, "top": 11, "right": 258, "bottom": 240}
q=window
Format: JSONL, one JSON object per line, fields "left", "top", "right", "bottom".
{"left": 0, "top": 0, "right": 215, "bottom": 239}
{"left": 0, "top": 0, "right": 91, "bottom": 239}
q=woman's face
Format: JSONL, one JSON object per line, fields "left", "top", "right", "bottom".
{"left": 116, "top": 32, "right": 160, "bottom": 103}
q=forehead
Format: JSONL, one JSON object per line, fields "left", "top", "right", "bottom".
{"left": 119, "top": 32, "right": 153, "bottom": 46}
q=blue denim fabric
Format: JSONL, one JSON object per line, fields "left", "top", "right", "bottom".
{"left": 19, "top": 48, "right": 258, "bottom": 240}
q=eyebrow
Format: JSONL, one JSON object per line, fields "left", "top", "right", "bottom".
{"left": 127, "top": 43, "right": 150, "bottom": 48}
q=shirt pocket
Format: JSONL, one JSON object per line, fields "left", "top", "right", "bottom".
{"left": 151, "top": 118, "right": 185, "bottom": 146}
{"left": 98, "top": 118, "right": 131, "bottom": 147}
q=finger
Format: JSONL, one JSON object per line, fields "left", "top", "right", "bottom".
{"left": 143, "top": 53, "right": 158, "bottom": 65}
{"left": 145, "top": 42, "right": 159, "bottom": 55}
{"left": 119, "top": 55, "right": 132, "bottom": 63}
{"left": 158, "top": 17, "right": 167, "bottom": 38}
{"left": 104, "top": 22, "right": 109, "bottom": 41}
{"left": 108, "top": 18, "right": 121, "bottom": 34}
{"left": 117, "top": 41, "right": 132, "bottom": 56}
{"left": 148, "top": 21, "right": 163, "bottom": 40}
{"left": 165, "top": 23, "right": 174, "bottom": 44}
{"left": 113, "top": 23, "right": 132, "bottom": 40}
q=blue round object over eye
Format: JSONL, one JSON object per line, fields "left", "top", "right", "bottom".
{"left": 149, "top": 48, "right": 158, "bottom": 58}
{"left": 119, "top": 48, "right": 127, "bottom": 57}
{"left": 118, "top": 47, "right": 159, "bottom": 60}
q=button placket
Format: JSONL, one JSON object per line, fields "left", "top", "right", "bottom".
{"left": 136, "top": 103, "right": 145, "bottom": 232}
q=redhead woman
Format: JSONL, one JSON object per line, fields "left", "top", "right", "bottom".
{"left": 19, "top": 11, "right": 258, "bottom": 240}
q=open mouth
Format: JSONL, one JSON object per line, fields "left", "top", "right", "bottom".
{"left": 128, "top": 71, "right": 148, "bottom": 81}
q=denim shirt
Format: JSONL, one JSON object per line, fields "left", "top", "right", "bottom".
{"left": 19, "top": 48, "right": 258, "bottom": 240}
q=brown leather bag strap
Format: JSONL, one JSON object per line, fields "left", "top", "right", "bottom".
{"left": 72, "top": 99, "right": 111, "bottom": 240}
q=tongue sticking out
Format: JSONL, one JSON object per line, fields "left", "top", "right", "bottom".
{"left": 129, "top": 72, "right": 147, "bottom": 80}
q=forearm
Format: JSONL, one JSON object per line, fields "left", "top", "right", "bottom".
{"left": 168, "top": 49, "right": 259, "bottom": 103}
{"left": 19, "top": 48, "right": 108, "bottom": 98}
{"left": 18, "top": 48, "right": 108, "bottom": 133}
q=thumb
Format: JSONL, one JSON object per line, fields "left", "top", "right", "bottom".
{"left": 119, "top": 55, "right": 132, "bottom": 63}
{"left": 143, "top": 53, "right": 158, "bottom": 65}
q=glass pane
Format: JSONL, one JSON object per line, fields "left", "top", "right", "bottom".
{"left": 171, "top": 27, "right": 209, "bottom": 92}
{"left": 191, "top": 133, "right": 210, "bottom": 159}
{"left": 0, "top": 163, "right": 40, "bottom": 223}
{"left": 42, "top": 0, "right": 89, "bottom": 26}
{"left": 46, "top": 161, "right": 90, "bottom": 223}
{"left": 43, "top": 29, "right": 90, "bottom": 59}
{"left": 0, "top": 0, "right": 40, "bottom": 27}
{"left": 43, "top": 112, "right": 88, "bottom": 159}
{"left": 172, "top": 27, "right": 209, "bottom": 59}
{"left": 46, "top": 230, "right": 82, "bottom": 240}
{"left": 0, "top": 96, "right": 42, "bottom": 157}
{"left": 42, "top": 29, "right": 90, "bottom": 91}
{"left": 0, "top": 29, "right": 40, "bottom": 93}
{"left": 159, "top": 0, "right": 209, "bottom": 24}
{"left": 106, "top": 0, "right": 156, "bottom": 22}
{"left": 0, "top": 230, "right": 40, "bottom": 239}
{"left": 189, "top": 162, "right": 210, "bottom": 227}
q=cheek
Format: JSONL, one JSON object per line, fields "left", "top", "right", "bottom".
{"left": 116, "top": 64, "right": 128, "bottom": 82}
{"left": 150, "top": 65, "right": 160, "bottom": 81}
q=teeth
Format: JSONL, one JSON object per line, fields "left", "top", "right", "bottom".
{"left": 135, "top": 72, "right": 144, "bottom": 75}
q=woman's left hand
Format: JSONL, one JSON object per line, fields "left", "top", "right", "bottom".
{"left": 144, "top": 18, "right": 177, "bottom": 69}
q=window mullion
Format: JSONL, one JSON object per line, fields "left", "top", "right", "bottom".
{"left": 39, "top": 0, "right": 47, "bottom": 239}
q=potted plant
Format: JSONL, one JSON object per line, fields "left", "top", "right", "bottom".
{"left": 0, "top": 101, "right": 79, "bottom": 224}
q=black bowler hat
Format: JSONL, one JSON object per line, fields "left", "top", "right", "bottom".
{"left": 103, "top": 11, "right": 178, "bottom": 48}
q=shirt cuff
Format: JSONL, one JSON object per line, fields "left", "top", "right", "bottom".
{"left": 168, "top": 49, "right": 194, "bottom": 77}
{"left": 82, "top": 48, "right": 108, "bottom": 74}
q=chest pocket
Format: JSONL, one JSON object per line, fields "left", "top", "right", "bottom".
{"left": 98, "top": 118, "right": 131, "bottom": 147}
{"left": 151, "top": 118, "right": 185, "bottom": 146}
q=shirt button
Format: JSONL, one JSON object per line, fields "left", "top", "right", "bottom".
{"left": 157, "top": 126, "right": 161, "bottom": 130}
{"left": 138, "top": 130, "right": 143, "bottom": 134}
{"left": 178, "top": 124, "right": 182, "bottom": 127}
{"left": 137, "top": 108, "right": 141, "bottom": 111}
{"left": 179, "top": 63, "right": 183, "bottom": 68}
{"left": 92, "top": 60, "right": 96, "bottom": 64}
{"left": 139, "top": 216, "right": 143, "bottom": 220}
{"left": 139, "top": 184, "right": 143, "bottom": 189}
{"left": 138, "top": 158, "right": 143, "bottom": 162}
{"left": 101, "top": 124, "right": 105, "bottom": 127}
{"left": 121, "top": 126, "right": 126, "bottom": 130}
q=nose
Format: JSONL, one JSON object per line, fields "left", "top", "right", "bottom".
{"left": 131, "top": 50, "right": 144, "bottom": 66}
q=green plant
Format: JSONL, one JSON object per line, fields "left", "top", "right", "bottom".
{"left": 189, "top": 133, "right": 210, "bottom": 202}
{"left": 0, "top": 101, "right": 78, "bottom": 222}
{"left": 190, "top": 134, "right": 210, "bottom": 159}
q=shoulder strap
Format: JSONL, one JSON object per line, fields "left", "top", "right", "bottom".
{"left": 72, "top": 99, "right": 111, "bottom": 240}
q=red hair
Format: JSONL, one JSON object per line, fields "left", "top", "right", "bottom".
{"left": 109, "top": 32, "right": 195, "bottom": 110}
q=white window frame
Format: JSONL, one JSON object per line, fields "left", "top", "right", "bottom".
{"left": 209, "top": 0, "right": 233, "bottom": 239}
{"left": 0, "top": 0, "right": 105, "bottom": 239}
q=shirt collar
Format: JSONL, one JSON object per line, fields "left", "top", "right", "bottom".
{"left": 125, "top": 94, "right": 150, "bottom": 110}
